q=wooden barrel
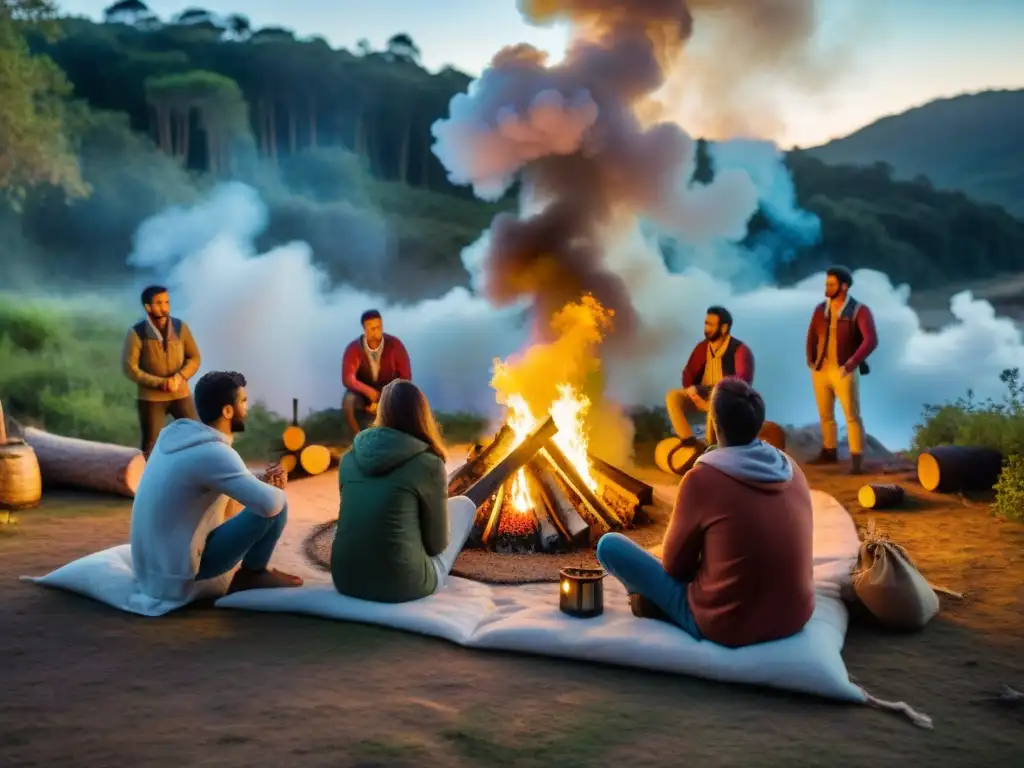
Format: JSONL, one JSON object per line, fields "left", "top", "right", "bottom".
{"left": 858, "top": 483, "right": 905, "bottom": 510}
{"left": 654, "top": 437, "right": 703, "bottom": 476}
{"left": 758, "top": 420, "right": 787, "bottom": 450}
{"left": 917, "top": 445, "right": 1004, "bottom": 493}
{"left": 0, "top": 441, "right": 42, "bottom": 510}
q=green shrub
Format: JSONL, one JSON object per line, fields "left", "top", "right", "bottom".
{"left": 993, "top": 454, "right": 1024, "bottom": 523}
{"left": 911, "top": 368, "right": 1024, "bottom": 458}
{"left": 0, "top": 301, "right": 65, "bottom": 352}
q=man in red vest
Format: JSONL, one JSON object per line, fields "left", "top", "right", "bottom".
{"left": 341, "top": 309, "right": 412, "bottom": 436}
{"left": 805, "top": 266, "right": 878, "bottom": 474}
{"left": 666, "top": 306, "right": 755, "bottom": 446}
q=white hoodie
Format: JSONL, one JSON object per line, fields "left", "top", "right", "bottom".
{"left": 129, "top": 419, "right": 286, "bottom": 601}
{"left": 696, "top": 438, "right": 794, "bottom": 484}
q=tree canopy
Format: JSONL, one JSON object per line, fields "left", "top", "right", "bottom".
{"left": 1, "top": 6, "right": 1022, "bottom": 294}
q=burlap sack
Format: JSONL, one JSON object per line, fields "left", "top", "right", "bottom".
{"left": 851, "top": 537, "right": 940, "bottom": 631}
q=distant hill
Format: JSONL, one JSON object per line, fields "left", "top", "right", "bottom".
{"left": 807, "top": 90, "right": 1024, "bottom": 216}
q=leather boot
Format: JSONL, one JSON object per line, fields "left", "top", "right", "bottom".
{"left": 850, "top": 454, "right": 864, "bottom": 475}
{"left": 807, "top": 447, "right": 838, "bottom": 465}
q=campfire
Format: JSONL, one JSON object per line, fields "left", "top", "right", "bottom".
{"left": 447, "top": 384, "right": 654, "bottom": 555}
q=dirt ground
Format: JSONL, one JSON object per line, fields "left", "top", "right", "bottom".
{"left": 1, "top": 461, "right": 1022, "bottom": 767}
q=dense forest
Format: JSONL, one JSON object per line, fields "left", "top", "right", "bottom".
{"left": 3, "top": 0, "right": 1024, "bottom": 295}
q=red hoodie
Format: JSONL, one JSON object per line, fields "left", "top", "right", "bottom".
{"left": 341, "top": 333, "right": 411, "bottom": 400}
{"left": 662, "top": 453, "right": 815, "bottom": 647}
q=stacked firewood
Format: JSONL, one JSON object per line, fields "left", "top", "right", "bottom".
{"left": 447, "top": 417, "right": 654, "bottom": 554}
{"left": 277, "top": 398, "right": 337, "bottom": 478}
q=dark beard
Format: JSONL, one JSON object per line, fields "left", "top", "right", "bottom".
{"left": 704, "top": 329, "right": 722, "bottom": 342}
{"left": 230, "top": 417, "right": 246, "bottom": 434}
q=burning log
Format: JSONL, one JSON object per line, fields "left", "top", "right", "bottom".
{"left": 448, "top": 424, "right": 517, "bottom": 497}
{"left": 541, "top": 441, "right": 622, "bottom": 529}
{"left": 282, "top": 398, "right": 305, "bottom": 453}
{"left": 464, "top": 416, "right": 558, "bottom": 508}
{"left": 588, "top": 454, "right": 654, "bottom": 506}
{"left": 480, "top": 479, "right": 507, "bottom": 547}
{"left": 530, "top": 456, "right": 590, "bottom": 548}
{"left": 917, "top": 446, "right": 1004, "bottom": 494}
{"left": 524, "top": 465, "right": 565, "bottom": 552}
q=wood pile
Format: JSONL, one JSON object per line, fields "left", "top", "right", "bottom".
{"left": 276, "top": 398, "right": 338, "bottom": 478}
{"left": 448, "top": 417, "right": 655, "bottom": 554}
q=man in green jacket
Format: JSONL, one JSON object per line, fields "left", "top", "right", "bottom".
{"left": 122, "top": 285, "right": 202, "bottom": 457}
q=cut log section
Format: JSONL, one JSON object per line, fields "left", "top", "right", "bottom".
{"left": 298, "top": 444, "right": 332, "bottom": 476}
{"left": 858, "top": 483, "right": 905, "bottom": 510}
{"left": 524, "top": 465, "right": 564, "bottom": 552}
{"left": 23, "top": 427, "right": 146, "bottom": 498}
{"left": 480, "top": 479, "right": 508, "bottom": 548}
{"left": 654, "top": 437, "right": 703, "bottom": 476}
{"left": 917, "top": 445, "right": 1004, "bottom": 493}
{"left": 464, "top": 417, "right": 558, "bottom": 508}
{"left": 280, "top": 453, "right": 298, "bottom": 475}
{"left": 282, "top": 398, "right": 306, "bottom": 453}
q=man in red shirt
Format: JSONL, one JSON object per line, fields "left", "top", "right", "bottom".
{"left": 341, "top": 310, "right": 412, "bottom": 436}
{"left": 597, "top": 377, "right": 815, "bottom": 648}
{"left": 804, "top": 266, "right": 878, "bottom": 474}
{"left": 666, "top": 306, "right": 754, "bottom": 446}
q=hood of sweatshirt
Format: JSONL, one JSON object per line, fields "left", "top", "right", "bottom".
{"left": 351, "top": 426, "right": 429, "bottom": 476}
{"left": 695, "top": 439, "right": 794, "bottom": 492}
{"left": 153, "top": 418, "right": 228, "bottom": 454}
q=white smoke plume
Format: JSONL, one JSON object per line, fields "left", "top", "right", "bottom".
{"left": 121, "top": 0, "right": 1024, "bottom": 457}
{"left": 127, "top": 179, "right": 1024, "bottom": 454}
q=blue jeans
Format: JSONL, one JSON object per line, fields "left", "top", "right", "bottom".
{"left": 196, "top": 505, "right": 288, "bottom": 580}
{"left": 596, "top": 532, "right": 703, "bottom": 640}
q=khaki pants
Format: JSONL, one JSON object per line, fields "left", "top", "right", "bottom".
{"left": 665, "top": 388, "right": 716, "bottom": 444}
{"left": 812, "top": 365, "right": 864, "bottom": 455}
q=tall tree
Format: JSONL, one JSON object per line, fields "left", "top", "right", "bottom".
{"left": 102, "top": 0, "right": 150, "bottom": 25}
{"left": 385, "top": 32, "right": 420, "bottom": 64}
{"left": 0, "top": 0, "right": 87, "bottom": 204}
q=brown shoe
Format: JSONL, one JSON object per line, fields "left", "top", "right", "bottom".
{"left": 807, "top": 448, "right": 838, "bottom": 465}
{"left": 228, "top": 568, "right": 304, "bottom": 594}
{"left": 629, "top": 593, "right": 672, "bottom": 623}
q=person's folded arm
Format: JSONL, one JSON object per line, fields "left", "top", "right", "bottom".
{"left": 204, "top": 447, "right": 285, "bottom": 518}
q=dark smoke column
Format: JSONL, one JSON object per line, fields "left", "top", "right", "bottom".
{"left": 431, "top": 0, "right": 709, "bottom": 342}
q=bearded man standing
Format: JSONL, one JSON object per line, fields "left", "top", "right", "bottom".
{"left": 805, "top": 266, "right": 878, "bottom": 474}
{"left": 122, "top": 285, "right": 201, "bottom": 457}
{"left": 666, "top": 306, "right": 755, "bottom": 446}
{"left": 342, "top": 309, "right": 412, "bottom": 436}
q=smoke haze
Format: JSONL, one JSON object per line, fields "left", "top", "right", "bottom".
{"left": 126, "top": 177, "right": 1024, "bottom": 458}
{"left": 114, "top": 0, "right": 1024, "bottom": 461}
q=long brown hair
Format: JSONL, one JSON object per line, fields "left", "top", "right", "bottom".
{"left": 375, "top": 379, "right": 447, "bottom": 461}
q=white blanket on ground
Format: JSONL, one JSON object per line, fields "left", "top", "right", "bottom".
{"left": 22, "top": 486, "right": 864, "bottom": 703}
{"left": 218, "top": 489, "right": 864, "bottom": 702}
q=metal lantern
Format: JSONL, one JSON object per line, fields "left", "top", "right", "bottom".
{"left": 558, "top": 567, "right": 606, "bottom": 618}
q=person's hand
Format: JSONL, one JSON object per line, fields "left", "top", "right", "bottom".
{"left": 261, "top": 463, "right": 287, "bottom": 489}
{"left": 367, "top": 389, "right": 380, "bottom": 404}
{"left": 366, "top": 402, "right": 378, "bottom": 415}
{"left": 683, "top": 385, "right": 697, "bottom": 397}
{"left": 166, "top": 375, "right": 181, "bottom": 392}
